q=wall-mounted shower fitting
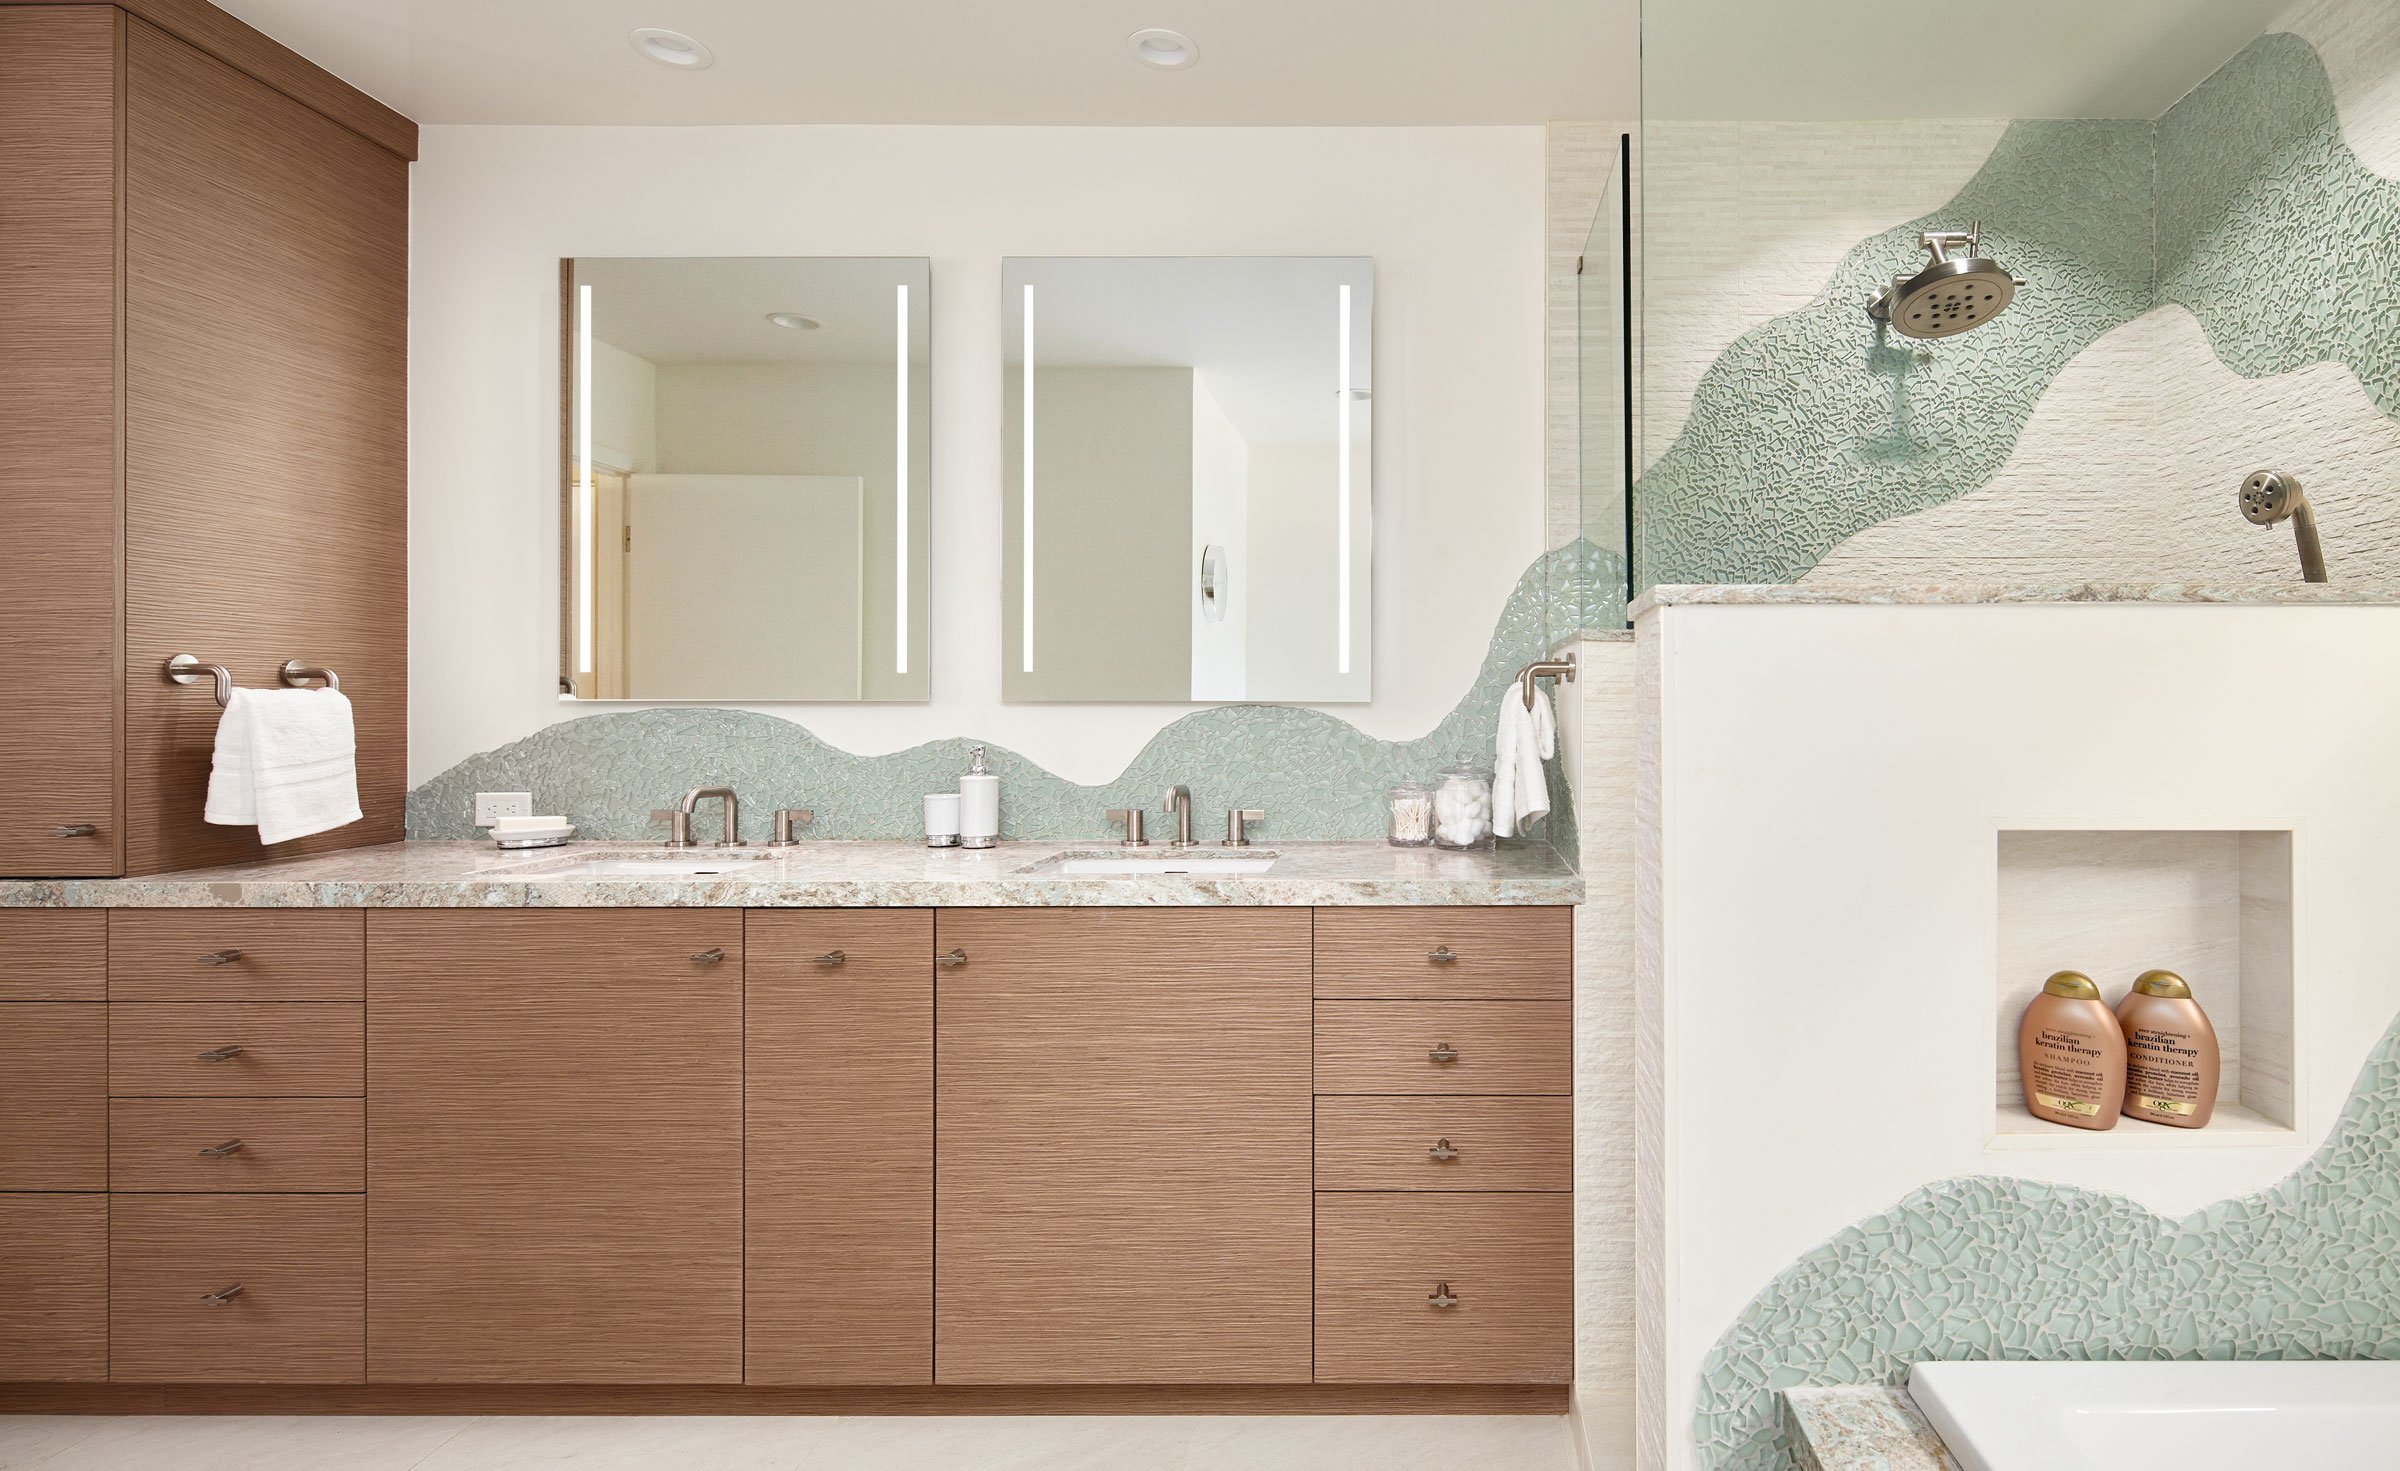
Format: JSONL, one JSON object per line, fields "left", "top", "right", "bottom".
{"left": 2239, "top": 469, "right": 2328, "bottom": 582}
{"left": 1866, "top": 225, "right": 2028, "bottom": 339}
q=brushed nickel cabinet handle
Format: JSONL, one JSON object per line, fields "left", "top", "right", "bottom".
{"left": 199, "top": 1139, "right": 245, "bottom": 1158}
{"left": 198, "top": 949, "right": 245, "bottom": 966}
{"left": 936, "top": 949, "right": 968, "bottom": 968}
{"left": 691, "top": 948, "right": 726, "bottom": 965}
{"left": 813, "top": 950, "right": 847, "bottom": 967}
{"left": 1427, "top": 1043, "right": 1459, "bottom": 1063}
{"left": 196, "top": 1045, "right": 245, "bottom": 1063}
{"left": 200, "top": 1283, "right": 245, "bottom": 1307}
{"left": 1429, "top": 1138, "right": 1460, "bottom": 1161}
{"left": 50, "top": 824, "right": 99, "bottom": 838}
{"left": 1427, "top": 946, "right": 1459, "bottom": 964}
{"left": 1428, "top": 1282, "right": 1459, "bottom": 1309}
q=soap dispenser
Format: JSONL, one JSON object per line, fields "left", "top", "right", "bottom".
{"left": 959, "top": 745, "right": 999, "bottom": 850}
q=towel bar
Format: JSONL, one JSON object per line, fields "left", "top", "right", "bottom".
{"left": 1515, "top": 654, "right": 1577, "bottom": 711}
{"left": 165, "top": 655, "right": 342, "bottom": 708}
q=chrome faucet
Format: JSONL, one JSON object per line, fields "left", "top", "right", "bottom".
{"left": 678, "top": 786, "right": 742, "bottom": 848}
{"left": 1161, "top": 785, "right": 1196, "bottom": 849}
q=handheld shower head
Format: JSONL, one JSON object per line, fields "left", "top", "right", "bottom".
{"left": 2239, "top": 469, "right": 2328, "bottom": 582}
{"left": 1866, "top": 226, "right": 2028, "bottom": 339}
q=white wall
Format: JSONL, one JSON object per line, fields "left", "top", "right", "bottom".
{"left": 1638, "top": 600, "right": 2400, "bottom": 1471}
{"left": 588, "top": 336, "right": 657, "bottom": 473}
{"left": 1189, "top": 376, "right": 1250, "bottom": 702}
{"left": 409, "top": 124, "right": 1544, "bottom": 785}
{"left": 1244, "top": 442, "right": 1373, "bottom": 702}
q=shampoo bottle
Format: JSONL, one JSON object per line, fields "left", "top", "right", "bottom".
{"left": 2018, "top": 970, "right": 2126, "bottom": 1130}
{"left": 959, "top": 745, "right": 999, "bottom": 850}
{"left": 2115, "top": 969, "right": 2220, "bottom": 1128}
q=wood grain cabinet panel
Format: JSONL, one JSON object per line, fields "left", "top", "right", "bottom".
{"left": 935, "top": 908, "right": 1314, "bottom": 1385}
{"left": 109, "top": 1003, "right": 363, "bottom": 1097}
{"left": 1314, "top": 1193, "right": 1572, "bottom": 1384}
{"left": 1314, "top": 1001, "right": 1573, "bottom": 1096}
{"left": 0, "top": 1193, "right": 108, "bottom": 1381}
{"left": 0, "top": 7, "right": 123, "bottom": 879}
{"left": 1314, "top": 1096, "right": 1571, "bottom": 1193}
{"left": 0, "top": 1004, "right": 107, "bottom": 1190}
{"left": 109, "top": 910, "right": 364, "bottom": 1001}
{"left": 0, "top": 912, "right": 108, "bottom": 1002}
{"left": 110, "top": 1194, "right": 364, "bottom": 1383}
{"left": 1312, "top": 907, "right": 1573, "bottom": 1000}
{"left": 366, "top": 910, "right": 744, "bottom": 1384}
{"left": 745, "top": 910, "right": 933, "bottom": 1385}
{"left": 110, "top": 1098, "right": 363, "bottom": 1193}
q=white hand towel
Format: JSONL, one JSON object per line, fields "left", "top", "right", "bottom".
{"left": 1493, "top": 684, "right": 1557, "bottom": 839}
{"left": 203, "top": 687, "right": 363, "bottom": 845}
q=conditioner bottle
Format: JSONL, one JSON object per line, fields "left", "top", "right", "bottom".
{"left": 2116, "top": 969, "right": 2220, "bottom": 1128}
{"left": 2018, "top": 971, "right": 2126, "bottom": 1130}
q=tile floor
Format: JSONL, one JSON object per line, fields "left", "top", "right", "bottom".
{"left": 0, "top": 1413, "right": 1574, "bottom": 1470}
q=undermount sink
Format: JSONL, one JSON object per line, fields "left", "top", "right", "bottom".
{"left": 523, "top": 851, "right": 777, "bottom": 879}
{"left": 1047, "top": 852, "right": 1278, "bottom": 877}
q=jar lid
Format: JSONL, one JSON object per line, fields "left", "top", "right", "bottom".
{"left": 2042, "top": 970, "right": 2101, "bottom": 1000}
{"left": 2131, "top": 968, "right": 2192, "bottom": 999}
{"left": 1390, "top": 781, "right": 1431, "bottom": 798}
{"left": 1437, "top": 756, "right": 1491, "bottom": 779}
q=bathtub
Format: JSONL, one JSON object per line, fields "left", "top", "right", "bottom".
{"left": 1907, "top": 1360, "right": 2400, "bottom": 1471}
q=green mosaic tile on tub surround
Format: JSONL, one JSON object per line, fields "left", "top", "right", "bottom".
{"left": 1693, "top": 1012, "right": 2400, "bottom": 1471}
{"left": 407, "top": 540, "right": 1624, "bottom": 864}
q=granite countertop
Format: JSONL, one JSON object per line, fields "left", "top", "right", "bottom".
{"left": 1631, "top": 581, "right": 2400, "bottom": 618}
{"left": 0, "top": 839, "right": 1583, "bottom": 909}
{"left": 1782, "top": 1387, "right": 1958, "bottom": 1471}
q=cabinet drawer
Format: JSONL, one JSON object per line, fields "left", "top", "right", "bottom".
{"left": 1315, "top": 1096, "right": 1570, "bottom": 1191}
{"left": 110, "top": 910, "right": 364, "bottom": 1002}
{"left": 0, "top": 1003, "right": 107, "bottom": 1189}
{"left": 1313, "top": 907, "right": 1572, "bottom": 1000}
{"left": 1314, "top": 1002, "right": 1570, "bottom": 1095}
{"left": 111, "top": 1098, "right": 364, "bottom": 1193}
{"left": 1314, "top": 1193, "right": 1571, "bottom": 1383}
{"left": 0, "top": 1193, "right": 107, "bottom": 1381}
{"left": 110, "top": 1004, "right": 364, "bottom": 1097}
{"left": 109, "top": 1195, "right": 364, "bottom": 1382}
{"left": 0, "top": 911, "right": 107, "bottom": 1001}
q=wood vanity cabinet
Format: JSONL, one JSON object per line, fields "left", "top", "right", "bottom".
{"left": 0, "top": 913, "right": 108, "bottom": 1380}
{"left": 933, "top": 907, "right": 1316, "bottom": 1384}
{"left": 0, "top": 2, "right": 411, "bottom": 877}
{"left": 364, "top": 911, "right": 744, "bottom": 1383}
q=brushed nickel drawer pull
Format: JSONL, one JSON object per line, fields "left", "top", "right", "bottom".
{"left": 200, "top": 1283, "right": 245, "bottom": 1307}
{"left": 691, "top": 948, "right": 726, "bottom": 965}
{"left": 51, "top": 824, "right": 99, "bottom": 838}
{"left": 200, "top": 1139, "right": 246, "bottom": 1158}
{"left": 1429, "top": 1137, "right": 1460, "bottom": 1161}
{"left": 1428, "top": 1282, "right": 1459, "bottom": 1309}
{"left": 1427, "top": 946, "right": 1459, "bottom": 964}
{"left": 813, "top": 950, "right": 847, "bottom": 967}
{"left": 937, "top": 949, "right": 968, "bottom": 969}
{"left": 198, "top": 949, "right": 245, "bottom": 966}
{"left": 196, "top": 1045, "right": 245, "bottom": 1063}
{"left": 1427, "top": 1043, "right": 1459, "bottom": 1063}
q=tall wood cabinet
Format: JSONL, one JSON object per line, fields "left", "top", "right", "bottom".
{"left": 0, "top": 1, "right": 411, "bottom": 877}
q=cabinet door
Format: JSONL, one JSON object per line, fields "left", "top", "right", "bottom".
{"left": 366, "top": 910, "right": 743, "bottom": 1383}
{"left": 0, "top": 8, "right": 122, "bottom": 877}
{"left": 0, "top": 1193, "right": 107, "bottom": 1380}
{"left": 0, "top": 1003, "right": 107, "bottom": 1190}
{"left": 935, "top": 908, "right": 1313, "bottom": 1384}
{"left": 745, "top": 910, "right": 932, "bottom": 1384}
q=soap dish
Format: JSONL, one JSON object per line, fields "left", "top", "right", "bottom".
{"left": 493, "top": 819, "right": 575, "bottom": 849}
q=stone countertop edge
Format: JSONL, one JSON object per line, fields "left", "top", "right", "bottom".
{"left": 0, "top": 840, "right": 1583, "bottom": 909}
{"left": 1629, "top": 580, "right": 2400, "bottom": 619}
{"left": 1781, "top": 1386, "right": 1959, "bottom": 1471}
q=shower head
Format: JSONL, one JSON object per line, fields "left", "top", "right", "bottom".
{"left": 2239, "top": 469, "right": 2328, "bottom": 582}
{"left": 1866, "top": 226, "right": 2027, "bottom": 339}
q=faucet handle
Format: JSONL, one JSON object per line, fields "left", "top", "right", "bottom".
{"left": 651, "top": 808, "right": 695, "bottom": 849}
{"left": 768, "top": 808, "right": 816, "bottom": 847}
{"left": 1223, "top": 809, "right": 1265, "bottom": 848}
{"left": 1105, "top": 808, "right": 1149, "bottom": 847}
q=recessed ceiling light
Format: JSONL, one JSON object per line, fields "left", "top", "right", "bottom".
{"left": 765, "top": 312, "right": 822, "bottom": 331}
{"left": 629, "top": 27, "right": 713, "bottom": 69}
{"left": 1128, "top": 28, "right": 1199, "bottom": 70}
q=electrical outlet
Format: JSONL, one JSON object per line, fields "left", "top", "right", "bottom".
{"left": 475, "top": 792, "right": 533, "bottom": 826}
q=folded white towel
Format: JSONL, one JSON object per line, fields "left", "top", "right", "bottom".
{"left": 1493, "top": 684, "right": 1557, "bottom": 839}
{"left": 203, "top": 687, "right": 363, "bottom": 846}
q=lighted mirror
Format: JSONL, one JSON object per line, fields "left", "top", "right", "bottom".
{"left": 1002, "top": 257, "right": 1373, "bottom": 703}
{"left": 559, "top": 256, "right": 931, "bottom": 702}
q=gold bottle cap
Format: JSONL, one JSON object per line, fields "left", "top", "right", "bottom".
{"left": 2131, "top": 968, "right": 2192, "bottom": 999}
{"left": 2042, "top": 970, "right": 2101, "bottom": 1000}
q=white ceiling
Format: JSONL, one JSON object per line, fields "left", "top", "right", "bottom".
{"left": 212, "top": 0, "right": 1641, "bottom": 126}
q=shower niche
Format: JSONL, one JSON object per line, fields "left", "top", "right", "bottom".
{"left": 1990, "top": 827, "right": 2298, "bottom": 1148}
